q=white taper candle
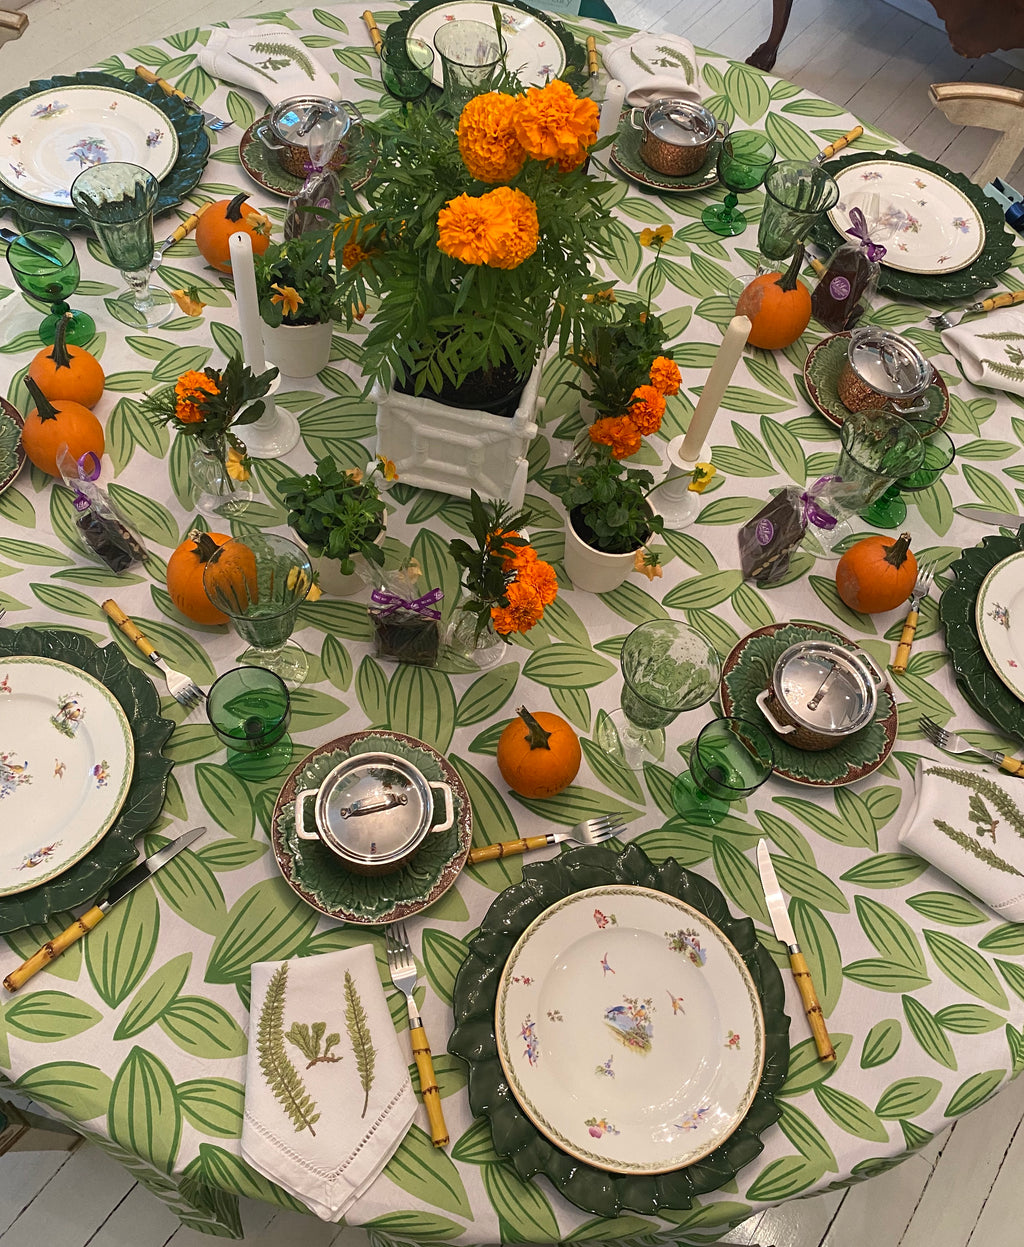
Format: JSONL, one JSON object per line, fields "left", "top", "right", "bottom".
{"left": 228, "top": 231, "right": 266, "bottom": 374}
{"left": 597, "top": 79, "right": 626, "bottom": 143}
{"left": 680, "top": 315, "right": 751, "bottom": 461}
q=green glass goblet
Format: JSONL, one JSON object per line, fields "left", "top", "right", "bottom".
{"left": 207, "top": 666, "right": 293, "bottom": 780}
{"left": 860, "top": 422, "right": 956, "bottom": 529}
{"left": 701, "top": 132, "right": 777, "bottom": 237}
{"left": 6, "top": 230, "right": 95, "bottom": 346}
{"left": 70, "top": 161, "right": 173, "bottom": 329}
{"left": 595, "top": 619, "right": 722, "bottom": 770}
{"left": 758, "top": 160, "right": 839, "bottom": 264}
{"left": 381, "top": 37, "right": 435, "bottom": 102}
{"left": 672, "top": 716, "right": 775, "bottom": 825}
{"left": 203, "top": 533, "right": 313, "bottom": 687}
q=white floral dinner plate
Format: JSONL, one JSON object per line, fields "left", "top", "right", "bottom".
{"left": 495, "top": 885, "right": 765, "bottom": 1174}
{"left": 975, "top": 551, "right": 1024, "bottom": 703}
{"left": 408, "top": 1, "right": 566, "bottom": 89}
{"left": 0, "top": 84, "right": 179, "bottom": 207}
{"left": 0, "top": 656, "right": 134, "bottom": 895}
{"left": 828, "top": 159, "right": 984, "bottom": 276}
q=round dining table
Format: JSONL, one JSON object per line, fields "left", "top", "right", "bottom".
{"left": 1, "top": 2, "right": 1024, "bottom": 1242}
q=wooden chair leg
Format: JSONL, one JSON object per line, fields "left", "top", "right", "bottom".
{"left": 747, "top": 0, "right": 795, "bottom": 72}
{"left": 0, "top": 1098, "right": 81, "bottom": 1155}
{"left": 930, "top": 81, "right": 1024, "bottom": 186}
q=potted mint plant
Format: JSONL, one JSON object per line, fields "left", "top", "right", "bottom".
{"left": 254, "top": 230, "right": 345, "bottom": 378}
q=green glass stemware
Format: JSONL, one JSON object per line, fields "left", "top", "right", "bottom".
{"left": 207, "top": 667, "right": 293, "bottom": 780}
{"left": 6, "top": 230, "right": 95, "bottom": 346}
{"left": 860, "top": 421, "right": 956, "bottom": 528}
{"left": 672, "top": 716, "right": 775, "bottom": 825}
{"left": 701, "top": 132, "right": 777, "bottom": 237}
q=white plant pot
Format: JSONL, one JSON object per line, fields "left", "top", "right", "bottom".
{"left": 563, "top": 511, "right": 639, "bottom": 594}
{"left": 263, "top": 320, "right": 333, "bottom": 378}
{"left": 315, "top": 555, "right": 364, "bottom": 597}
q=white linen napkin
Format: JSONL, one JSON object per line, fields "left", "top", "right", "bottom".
{"left": 241, "top": 945, "right": 416, "bottom": 1221}
{"left": 897, "top": 759, "right": 1024, "bottom": 921}
{"left": 941, "top": 306, "right": 1024, "bottom": 397}
{"left": 600, "top": 32, "right": 701, "bottom": 107}
{"left": 197, "top": 25, "right": 342, "bottom": 108}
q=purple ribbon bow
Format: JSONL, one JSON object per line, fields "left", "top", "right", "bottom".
{"left": 71, "top": 451, "right": 102, "bottom": 513}
{"left": 799, "top": 477, "right": 839, "bottom": 531}
{"left": 370, "top": 587, "right": 444, "bottom": 620}
{"left": 845, "top": 207, "right": 886, "bottom": 262}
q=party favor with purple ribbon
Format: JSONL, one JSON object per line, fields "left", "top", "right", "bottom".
{"left": 738, "top": 480, "right": 838, "bottom": 584}
{"left": 811, "top": 204, "right": 887, "bottom": 333}
{"left": 368, "top": 573, "right": 444, "bottom": 667}
{"left": 56, "top": 446, "right": 146, "bottom": 574}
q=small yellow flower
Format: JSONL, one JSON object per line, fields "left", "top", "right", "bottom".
{"left": 170, "top": 286, "right": 206, "bottom": 316}
{"left": 688, "top": 463, "right": 716, "bottom": 494}
{"left": 639, "top": 224, "right": 673, "bottom": 248}
{"left": 286, "top": 565, "right": 316, "bottom": 598}
{"left": 225, "top": 444, "right": 250, "bottom": 482}
{"left": 270, "top": 283, "right": 304, "bottom": 317}
{"left": 633, "top": 548, "right": 662, "bottom": 581}
{"left": 346, "top": 466, "right": 364, "bottom": 486}
{"left": 377, "top": 455, "right": 399, "bottom": 482}
{"left": 584, "top": 287, "right": 617, "bottom": 305}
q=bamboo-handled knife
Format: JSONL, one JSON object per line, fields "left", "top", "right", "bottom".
{"left": 815, "top": 126, "right": 863, "bottom": 163}
{"left": 756, "top": 838, "right": 835, "bottom": 1062}
{"left": 3, "top": 827, "right": 205, "bottom": 992}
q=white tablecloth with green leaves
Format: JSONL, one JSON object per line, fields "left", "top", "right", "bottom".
{"left": 2, "top": 4, "right": 1024, "bottom": 1241}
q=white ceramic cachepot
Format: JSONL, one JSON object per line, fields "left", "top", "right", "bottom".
{"left": 314, "top": 555, "right": 364, "bottom": 597}
{"left": 263, "top": 320, "right": 333, "bottom": 378}
{"left": 563, "top": 511, "right": 640, "bottom": 594}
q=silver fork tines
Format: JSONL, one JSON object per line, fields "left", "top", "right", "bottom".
{"left": 919, "top": 715, "right": 1024, "bottom": 775}
{"left": 385, "top": 922, "right": 418, "bottom": 1014}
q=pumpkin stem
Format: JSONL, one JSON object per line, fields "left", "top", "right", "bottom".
{"left": 48, "top": 315, "right": 73, "bottom": 371}
{"left": 192, "top": 531, "right": 222, "bottom": 564}
{"left": 225, "top": 193, "right": 250, "bottom": 223}
{"left": 777, "top": 242, "right": 805, "bottom": 293}
{"left": 24, "top": 375, "right": 59, "bottom": 423}
{"left": 885, "top": 532, "right": 913, "bottom": 570}
{"left": 517, "top": 705, "right": 552, "bottom": 751}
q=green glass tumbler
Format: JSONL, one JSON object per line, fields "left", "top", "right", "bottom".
{"left": 207, "top": 666, "right": 293, "bottom": 780}
{"left": 70, "top": 161, "right": 173, "bottom": 329}
{"left": 702, "top": 132, "right": 777, "bottom": 237}
{"left": 758, "top": 160, "right": 839, "bottom": 264}
{"left": 672, "top": 716, "right": 775, "bottom": 825}
{"left": 381, "top": 37, "right": 435, "bottom": 101}
{"left": 434, "top": 20, "right": 505, "bottom": 116}
{"left": 6, "top": 230, "right": 95, "bottom": 346}
{"left": 860, "top": 422, "right": 956, "bottom": 528}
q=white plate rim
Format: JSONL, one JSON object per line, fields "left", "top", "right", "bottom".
{"left": 975, "top": 550, "right": 1024, "bottom": 703}
{"left": 0, "top": 655, "right": 134, "bottom": 895}
{"left": 407, "top": 0, "right": 566, "bottom": 89}
{"left": 827, "top": 158, "right": 985, "bottom": 276}
{"left": 495, "top": 884, "right": 766, "bottom": 1174}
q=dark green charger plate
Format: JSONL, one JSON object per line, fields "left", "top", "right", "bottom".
{"left": 448, "top": 843, "right": 790, "bottom": 1218}
{"left": 0, "top": 627, "right": 174, "bottom": 933}
{"left": 939, "top": 527, "right": 1024, "bottom": 745}
{"left": 809, "top": 150, "right": 1015, "bottom": 303}
{"left": 0, "top": 71, "right": 210, "bottom": 232}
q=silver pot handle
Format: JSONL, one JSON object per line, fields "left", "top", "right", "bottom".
{"left": 888, "top": 394, "right": 930, "bottom": 415}
{"left": 628, "top": 107, "right": 646, "bottom": 132}
{"left": 254, "top": 121, "right": 286, "bottom": 151}
{"left": 755, "top": 688, "right": 796, "bottom": 736}
{"left": 851, "top": 648, "right": 886, "bottom": 688}
{"left": 294, "top": 788, "right": 320, "bottom": 839}
{"left": 428, "top": 781, "right": 455, "bottom": 834}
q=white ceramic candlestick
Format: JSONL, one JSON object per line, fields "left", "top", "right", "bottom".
{"left": 652, "top": 435, "right": 701, "bottom": 527}
{"left": 597, "top": 79, "right": 625, "bottom": 143}
{"left": 228, "top": 231, "right": 300, "bottom": 456}
{"left": 679, "top": 315, "right": 751, "bottom": 462}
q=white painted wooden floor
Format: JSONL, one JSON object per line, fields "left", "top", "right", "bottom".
{"left": 4, "top": 0, "right": 1024, "bottom": 1242}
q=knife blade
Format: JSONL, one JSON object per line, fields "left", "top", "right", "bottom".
{"left": 955, "top": 505, "right": 1024, "bottom": 529}
{"left": 757, "top": 839, "right": 836, "bottom": 1062}
{"left": 3, "top": 826, "right": 205, "bottom": 992}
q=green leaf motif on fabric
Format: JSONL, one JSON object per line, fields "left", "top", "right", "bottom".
{"left": 422, "top": 929, "right": 471, "bottom": 1008}
{"left": 944, "top": 1069, "right": 1005, "bottom": 1116}
{"left": 745, "top": 1154, "right": 825, "bottom": 1201}
{"left": 85, "top": 885, "right": 159, "bottom": 1009}
{"left": 177, "top": 1077, "right": 245, "bottom": 1138}
{"left": 875, "top": 1075, "right": 941, "bottom": 1119}
{"left": 108, "top": 1046, "right": 181, "bottom": 1174}
{"left": 383, "top": 1124, "right": 472, "bottom": 1218}
{"left": 206, "top": 879, "right": 318, "bottom": 986}
{"left": 114, "top": 952, "right": 192, "bottom": 1041}
{"left": 902, "top": 995, "right": 957, "bottom": 1071}
{"left": 483, "top": 1159, "right": 560, "bottom": 1241}
{"left": 157, "top": 997, "right": 248, "bottom": 1059}
{"left": 814, "top": 1082, "right": 889, "bottom": 1143}
{"left": 344, "top": 969, "right": 376, "bottom": 1118}
{"left": 286, "top": 1020, "right": 342, "bottom": 1069}
{"left": 15, "top": 1061, "right": 113, "bottom": 1120}
{"left": 5, "top": 992, "right": 102, "bottom": 1043}
{"left": 257, "top": 963, "right": 320, "bottom": 1135}
{"left": 923, "top": 929, "right": 1009, "bottom": 1009}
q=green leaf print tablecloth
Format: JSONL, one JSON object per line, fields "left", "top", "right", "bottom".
{"left": 2, "top": 4, "right": 1024, "bottom": 1241}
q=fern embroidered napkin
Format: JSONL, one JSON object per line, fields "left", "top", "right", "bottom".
{"left": 242, "top": 945, "right": 416, "bottom": 1221}
{"left": 941, "top": 306, "right": 1024, "bottom": 397}
{"left": 197, "top": 25, "right": 342, "bottom": 108}
{"left": 897, "top": 759, "right": 1024, "bottom": 920}
{"left": 600, "top": 33, "right": 701, "bottom": 107}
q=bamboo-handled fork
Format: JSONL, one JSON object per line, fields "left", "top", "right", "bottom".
{"left": 468, "top": 814, "right": 624, "bottom": 865}
{"left": 891, "top": 565, "right": 935, "bottom": 674}
{"left": 919, "top": 716, "right": 1024, "bottom": 776}
{"left": 133, "top": 66, "right": 232, "bottom": 131}
{"left": 928, "top": 290, "right": 1024, "bottom": 331}
{"left": 102, "top": 600, "right": 204, "bottom": 712}
{"left": 385, "top": 922, "right": 448, "bottom": 1148}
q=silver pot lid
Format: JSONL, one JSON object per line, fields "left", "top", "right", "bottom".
{"left": 268, "top": 96, "right": 348, "bottom": 148}
{"left": 772, "top": 641, "right": 877, "bottom": 735}
{"left": 643, "top": 99, "right": 717, "bottom": 147}
{"left": 315, "top": 752, "right": 432, "bottom": 864}
{"left": 848, "top": 328, "right": 931, "bottom": 398}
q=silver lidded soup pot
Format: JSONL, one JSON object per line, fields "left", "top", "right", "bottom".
{"left": 628, "top": 99, "right": 723, "bottom": 176}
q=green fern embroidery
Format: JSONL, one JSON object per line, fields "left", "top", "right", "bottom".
{"left": 250, "top": 40, "right": 317, "bottom": 79}
{"left": 925, "top": 765, "right": 1024, "bottom": 838}
{"left": 630, "top": 48, "right": 654, "bottom": 75}
{"left": 977, "top": 331, "right": 1024, "bottom": 341}
{"left": 968, "top": 792, "right": 998, "bottom": 841}
{"left": 286, "top": 1020, "right": 343, "bottom": 1069}
{"left": 257, "top": 963, "right": 321, "bottom": 1135}
{"left": 653, "top": 47, "right": 695, "bottom": 82}
{"left": 980, "top": 358, "right": 1024, "bottom": 382}
{"left": 344, "top": 969, "right": 376, "bottom": 1119}
{"left": 934, "top": 819, "right": 1022, "bottom": 875}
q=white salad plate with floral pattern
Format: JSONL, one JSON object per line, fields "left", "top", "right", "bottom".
{"left": 407, "top": 1, "right": 566, "bottom": 89}
{"left": 495, "top": 884, "right": 765, "bottom": 1174}
{"left": 0, "top": 85, "right": 179, "bottom": 206}
{"left": 0, "top": 656, "right": 134, "bottom": 895}
{"left": 975, "top": 551, "right": 1024, "bottom": 703}
{"left": 828, "top": 159, "right": 985, "bottom": 276}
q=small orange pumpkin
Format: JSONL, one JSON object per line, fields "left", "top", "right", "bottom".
{"left": 497, "top": 706, "right": 581, "bottom": 799}
{"left": 21, "top": 376, "right": 104, "bottom": 478}
{"left": 166, "top": 530, "right": 232, "bottom": 625}
{"left": 736, "top": 243, "right": 812, "bottom": 350}
{"left": 195, "top": 192, "right": 272, "bottom": 274}
{"left": 203, "top": 538, "right": 259, "bottom": 614}
{"left": 836, "top": 531, "right": 918, "bottom": 614}
{"left": 27, "top": 316, "right": 105, "bottom": 408}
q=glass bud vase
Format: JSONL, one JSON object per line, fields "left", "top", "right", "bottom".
{"left": 189, "top": 442, "right": 256, "bottom": 520}
{"left": 448, "top": 610, "right": 506, "bottom": 669}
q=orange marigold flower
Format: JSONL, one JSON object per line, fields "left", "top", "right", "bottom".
{"left": 437, "top": 186, "right": 539, "bottom": 270}
{"left": 518, "top": 556, "right": 558, "bottom": 606}
{"left": 649, "top": 355, "right": 681, "bottom": 396}
{"left": 627, "top": 385, "right": 666, "bottom": 436}
{"left": 512, "top": 79, "right": 598, "bottom": 170}
{"left": 342, "top": 240, "right": 371, "bottom": 269}
{"left": 458, "top": 92, "right": 527, "bottom": 183}
{"left": 174, "top": 370, "right": 218, "bottom": 424}
{"left": 590, "top": 415, "right": 642, "bottom": 460}
{"left": 491, "top": 578, "right": 545, "bottom": 635}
